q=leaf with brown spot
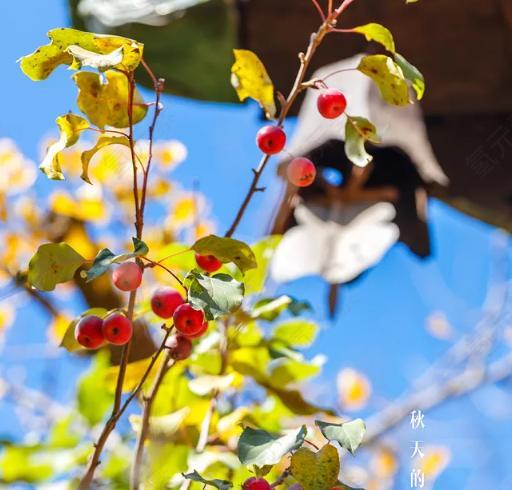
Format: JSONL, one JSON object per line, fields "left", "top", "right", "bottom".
{"left": 290, "top": 445, "right": 340, "bottom": 490}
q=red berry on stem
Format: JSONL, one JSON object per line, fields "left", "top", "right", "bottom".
{"left": 112, "top": 262, "right": 142, "bottom": 292}
{"left": 102, "top": 313, "right": 133, "bottom": 346}
{"left": 287, "top": 157, "right": 317, "bottom": 187}
{"left": 167, "top": 334, "right": 193, "bottom": 360}
{"left": 317, "top": 88, "right": 347, "bottom": 119}
{"left": 243, "top": 478, "right": 271, "bottom": 490}
{"left": 75, "top": 315, "right": 105, "bottom": 349}
{"left": 184, "top": 321, "right": 209, "bottom": 339}
{"left": 151, "top": 287, "right": 185, "bottom": 319}
{"left": 256, "top": 125, "right": 286, "bottom": 155}
{"left": 173, "top": 303, "right": 205, "bottom": 336}
{"left": 195, "top": 254, "right": 222, "bottom": 273}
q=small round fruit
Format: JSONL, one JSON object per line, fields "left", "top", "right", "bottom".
{"left": 75, "top": 315, "right": 105, "bottom": 349}
{"left": 167, "top": 334, "right": 193, "bottom": 360}
{"left": 195, "top": 254, "right": 222, "bottom": 273}
{"left": 256, "top": 125, "right": 286, "bottom": 155}
{"left": 173, "top": 303, "right": 205, "bottom": 336}
{"left": 286, "top": 157, "right": 317, "bottom": 187}
{"left": 112, "top": 262, "right": 142, "bottom": 292}
{"left": 151, "top": 287, "right": 185, "bottom": 319}
{"left": 184, "top": 321, "right": 209, "bottom": 339}
{"left": 243, "top": 478, "right": 271, "bottom": 490}
{"left": 102, "top": 313, "right": 133, "bottom": 346}
{"left": 317, "top": 88, "right": 347, "bottom": 119}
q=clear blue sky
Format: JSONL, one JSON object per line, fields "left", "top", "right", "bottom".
{"left": 1, "top": 2, "right": 511, "bottom": 489}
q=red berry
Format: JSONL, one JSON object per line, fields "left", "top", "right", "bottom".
{"left": 173, "top": 303, "right": 205, "bottom": 336}
{"left": 317, "top": 89, "right": 347, "bottom": 119}
{"left": 151, "top": 287, "right": 185, "bottom": 319}
{"left": 195, "top": 254, "right": 222, "bottom": 273}
{"left": 256, "top": 126, "right": 286, "bottom": 155}
{"left": 167, "top": 334, "right": 193, "bottom": 360}
{"left": 75, "top": 315, "right": 105, "bottom": 349}
{"left": 102, "top": 313, "right": 133, "bottom": 346}
{"left": 184, "top": 321, "right": 209, "bottom": 339}
{"left": 286, "top": 157, "right": 317, "bottom": 187}
{"left": 112, "top": 262, "right": 142, "bottom": 292}
{"left": 243, "top": 478, "right": 271, "bottom": 490}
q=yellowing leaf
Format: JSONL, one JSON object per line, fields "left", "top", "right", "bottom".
{"left": 358, "top": 55, "right": 410, "bottom": 106}
{"left": 40, "top": 114, "right": 89, "bottom": 180}
{"left": 370, "top": 447, "right": 397, "bottom": 478}
{"left": 290, "top": 445, "right": 340, "bottom": 490}
{"left": 418, "top": 446, "right": 451, "bottom": 480}
{"left": 28, "top": 242, "right": 86, "bottom": 292}
{"left": 337, "top": 368, "right": 372, "bottom": 411}
{"left": 73, "top": 70, "right": 147, "bottom": 129}
{"left": 106, "top": 355, "right": 160, "bottom": 393}
{"left": 352, "top": 23, "right": 395, "bottom": 53}
{"left": 231, "top": 49, "right": 276, "bottom": 119}
{"left": 19, "top": 28, "right": 143, "bottom": 80}
{"left": 345, "top": 116, "right": 379, "bottom": 168}
{"left": 81, "top": 136, "right": 130, "bottom": 184}
{"left": 394, "top": 53, "right": 425, "bottom": 100}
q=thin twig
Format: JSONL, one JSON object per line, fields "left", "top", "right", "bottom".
{"left": 142, "top": 257, "right": 187, "bottom": 291}
{"left": 310, "top": 0, "right": 326, "bottom": 20}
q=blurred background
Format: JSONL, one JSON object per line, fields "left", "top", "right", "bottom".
{"left": 1, "top": 1, "right": 512, "bottom": 489}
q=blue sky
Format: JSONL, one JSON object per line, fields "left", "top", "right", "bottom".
{"left": 1, "top": 2, "right": 511, "bottom": 489}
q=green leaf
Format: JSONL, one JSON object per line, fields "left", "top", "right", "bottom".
{"left": 394, "top": 52, "right": 425, "bottom": 100}
{"left": 81, "top": 136, "right": 130, "bottom": 184}
{"left": 77, "top": 351, "right": 114, "bottom": 426}
{"left": 237, "top": 425, "right": 306, "bottom": 467}
{"left": 183, "top": 470, "right": 233, "bottom": 490}
{"left": 272, "top": 319, "right": 318, "bottom": 348}
{"left": 40, "top": 114, "right": 89, "bottom": 180}
{"left": 187, "top": 271, "right": 244, "bottom": 320}
{"left": 73, "top": 70, "right": 147, "bottom": 129}
{"left": 60, "top": 308, "right": 109, "bottom": 352}
{"left": 315, "top": 419, "right": 366, "bottom": 455}
{"left": 243, "top": 236, "right": 282, "bottom": 295}
{"left": 269, "top": 358, "right": 321, "bottom": 386}
{"left": 290, "top": 445, "right": 340, "bottom": 490}
{"left": 86, "top": 237, "right": 148, "bottom": 282}
{"left": 252, "top": 296, "right": 311, "bottom": 322}
{"left": 130, "top": 407, "right": 190, "bottom": 438}
{"left": 188, "top": 374, "right": 235, "bottom": 396}
{"left": 28, "top": 242, "right": 85, "bottom": 291}
{"left": 19, "top": 27, "right": 143, "bottom": 81}
{"left": 231, "top": 49, "right": 276, "bottom": 119}
{"left": 357, "top": 54, "right": 410, "bottom": 106}
{"left": 352, "top": 23, "right": 395, "bottom": 52}
{"left": 192, "top": 235, "right": 257, "bottom": 273}
{"left": 344, "top": 116, "right": 379, "bottom": 168}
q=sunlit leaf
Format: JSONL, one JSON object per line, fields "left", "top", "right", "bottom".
{"left": 19, "top": 27, "right": 143, "bottom": 80}
{"left": 130, "top": 407, "right": 190, "bottom": 438}
{"left": 231, "top": 49, "right": 276, "bottom": 119}
{"left": 28, "top": 242, "right": 85, "bottom": 291}
{"left": 272, "top": 319, "right": 318, "bottom": 348}
{"left": 337, "top": 368, "right": 372, "bottom": 411}
{"left": 40, "top": 114, "right": 89, "bottom": 180}
{"left": 269, "top": 358, "right": 321, "bottom": 386}
{"left": 67, "top": 45, "right": 124, "bottom": 71}
{"left": 189, "top": 374, "right": 235, "bottom": 396}
{"left": 86, "top": 237, "right": 148, "bottom": 282}
{"left": 0, "top": 445, "right": 54, "bottom": 483}
{"left": 352, "top": 23, "right": 395, "bottom": 52}
{"left": 344, "top": 116, "right": 379, "bottom": 168}
{"left": 183, "top": 470, "right": 233, "bottom": 490}
{"left": 358, "top": 55, "right": 410, "bottom": 106}
{"left": 77, "top": 351, "right": 114, "bottom": 426}
{"left": 394, "top": 52, "right": 425, "bottom": 100}
{"left": 252, "top": 295, "right": 311, "bottom": 322}
{"left": 316, "top": 419, "right": 366, "bottom": 455}
{"left": 187, "top": 271, "right": 244, "bottom": 320}
{"left": 81, "top": 136, "right": 130, "bottom": 184}
{"left": 290, "top": 445, "right": 340, "bottom": 490}
{"left": 59, "top": 308, "right": 108, "bottom": 352}
{"left": 243, "top": 236, "right": 282, "bottom": 295}
{"left": 237, "top": 425, "right": 306, "bottom": 467}
{"left": 192, "top": 235, "right": 257, "bottom": 273}
{"left": 73, "top": 70, "right": 147, "bottom": 129}
{"left": 418, "top": 446, "right": 451, "bottom": 480}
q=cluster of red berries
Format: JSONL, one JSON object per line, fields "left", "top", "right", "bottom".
{"left": 75, "top": 312, "right": 133, "bottom": 349}
{"left": 255, "top": 88, "right": 347, "bottom": 188}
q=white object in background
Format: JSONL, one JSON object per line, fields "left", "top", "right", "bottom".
{"left": 271, "top": 202, "right": 399, "bottom": 284}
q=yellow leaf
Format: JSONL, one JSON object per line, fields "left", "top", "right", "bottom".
{"left": 73, "top": 70, "right": 147, "bottom": 129}
{"left": 40, "top": 114, "right": 89, "bottom": 180}
{"left": 50, "top": 190, "right": 108, "bottom": 223}
{"left": 337, "top": 368, "right": 372, "bottom": 411}
{"left": 81, "top": 136, "right": 130, "bottom": 184}
{"left": 358, "top": 55, "right": 410, "bottom": 106}
{"left": 0, "top": 303, "right": 15, "bottom": 333}
{"left": 0, "top": 139, "right": 37, "bottom": 195}
{"left": 231, "top": 49, "right": 276, "bottom": 119}
{"left": 418, "top": 446, "right": 451, "bottom": 480}
{"left": 352, "top": 23, "right": 395, "bottom": 53}
{"left": 154, "top": 140, "right": 188, "bottom": 168}
{"left": 290, "top": 445, "right": 340, "bottom": 490}
{"left": 48, "top": 313, "right": 73, "bottom": 344}
{"left": 106, "top": 356, "right": 161, "bottom": 393}
{"left": 370, "top": 447, "right": 397, "bottom": 478}
{"left": 19, "top": 27, "right": 143, "bottom": 80}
